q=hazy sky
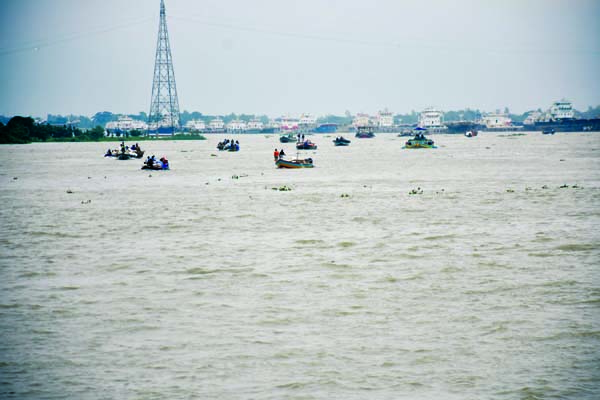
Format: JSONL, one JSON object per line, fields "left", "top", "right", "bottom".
{"left": 1, "top": 0, "right": 599, "bottom": 118}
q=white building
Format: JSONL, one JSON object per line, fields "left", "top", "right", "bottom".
{"left": 352, "top": 113, "right": 373, "bottom": 127}
{"left": 549, "top": 99, "right": 575, "bottom": 120}
{"left": 418, "top": 108, "right": 445, "bottom": 129}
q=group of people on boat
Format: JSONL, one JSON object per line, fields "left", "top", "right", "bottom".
{"left": 142, "top": 155, "right": 169, "bottom": 170}
{"left": 104, "top": 142, "right": 144, "bottom": 158}
{"left": 217, "top": 139, "right": 240, "bottom": 151}
{"left": 273, "top": 148, "right": 286, "bottom": 160}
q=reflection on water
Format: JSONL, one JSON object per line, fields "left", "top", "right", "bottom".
{"left": 1, "top": 132, "right": 599, "bottom": 399}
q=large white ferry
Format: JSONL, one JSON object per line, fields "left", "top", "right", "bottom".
{"left": 185, "top": 119, "right": 206, "bottom": 132}
{"left": 246, "top": 118, "right": 264, "bottom": 133}
{"left": 481, "top": 112, "right": 520, "bottom": 131}
{"left": 278, "top": 115, "right": 299, "bottom": 131}
{"left": 106, "top": 116, "right": 147, "bottom": 135}
{"left": 208, "top": 118, "right": 226, "bottom": 133}
{"left": 226, "top": 119, "right": 247, "bottom": 133}
{"left": 418, "top": 108, "right": 446, "bottom": 132}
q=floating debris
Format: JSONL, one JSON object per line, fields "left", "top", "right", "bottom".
{"left": 506, "top": 189, "right": 515, "bottom": 193}
{"left": 66, "top": 189, "right": 73, "bottom": 194}
{"left": 560, "top": 159, "right": 565, "bottom": 162}
{"left": 272, "top": 185, "right": 292, "bottom": 191}
{"left": 541, "top": 185, "right": 549, "bottom": 189}
{"left": 340, "top": 193, "right": 350, "bottom": 198}
{"left": 232, "top": 175, "right": 239, "bottom": 179}
{"left": 13, "top": 177, "right": 18, "bottom": 180}
{"left": 210, "top": 154, "right": 217, "bottom": 157}
{"left": 409, "top": 187, "right": 423, "bottom": 195}
{"left": 81, "top": 200, "right": 92, "bottom": 204}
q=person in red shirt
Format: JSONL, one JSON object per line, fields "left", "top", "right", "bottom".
{"left": 273, "top": 148, "right": 279, "bottom": 161}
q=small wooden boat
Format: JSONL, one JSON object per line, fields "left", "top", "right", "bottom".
{"left": 296, "top": 140, "right": 317, "bottom": 150}
{"left": 276, "top": 157, "right": 314, "bottom": 168}
{"left": 333, "top": 136, "right": 351, "bottom": 146}
{"left": 355, "top": 126, "right": 375, "bottom": 138}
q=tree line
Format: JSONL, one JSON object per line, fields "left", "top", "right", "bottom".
{"left": 0, "top": 116, "right": 105, "bottom": 144}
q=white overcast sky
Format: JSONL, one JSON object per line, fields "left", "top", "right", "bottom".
{"left": 1, "top": 0, "right": 599, "bottom": 117}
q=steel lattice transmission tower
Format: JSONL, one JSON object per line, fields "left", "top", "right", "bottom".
{"left": 148, "top": 0, "right": 180, "bottom": 135}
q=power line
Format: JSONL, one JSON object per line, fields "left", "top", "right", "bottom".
{"left": 0, "top": 16, "right": 155, "bottom": 57}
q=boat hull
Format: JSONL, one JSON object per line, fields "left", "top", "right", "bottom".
{"left": 276, "top": 159, "right": 314, "bottom": 168}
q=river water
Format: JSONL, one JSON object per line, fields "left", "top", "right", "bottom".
{"left": 1, "top": 132, "right": 599, "bottom": 399}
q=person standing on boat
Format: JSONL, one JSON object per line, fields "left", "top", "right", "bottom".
{"left": 273, "top": 148, "right": 279, "bottom": 161}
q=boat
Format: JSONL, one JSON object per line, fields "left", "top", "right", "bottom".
{"left": 404, "top": 128, "right": 436, "bottom": 149}
{"left": 313, "top": 123, "right": 338, "bottom": 133}
{"left": 355, "top": 126, "right": 375, "bottom": 138}
{"left": 465, "top": 130, "right": 478, "bottom": 137}
{"left": 141, "top": 156, "right": 169, "bottom": 170}
{"left": 279, "top": 133, "right": 297, "bottom": 143}
{"left": 276, "top": 157, "right": 314, "bottom": 169}
{"left": 333, "top": 136, "right": 351, "bottom": 146}
{"left": 542, "top": 128, "right": 555, "bottom": 135}
{"left": 217, "top": 139, "right": 239, "bottom": 151}
{"left": 296, "top": 140, "right": 317, "bottom": 150}
{"left": 227, "top": 142, "right": 240, "bottom": 151}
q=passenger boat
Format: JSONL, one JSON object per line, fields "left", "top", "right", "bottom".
{"left": 276, "top": 157, "right": 314, "bottom": 169}
{"left": 141, "top": 157, "right": 169, "bottom": 170}
{"left": 404, "top": 128, "right": 436, "bottom": 149}
{"left": 333, "top": 136, "right": 351, "bottom": 146}
{"left": 217, "top": 140, "right": 240, "bottom": 151}
{"left": 279, "top": 133, "right": 297, "bottom": 143}
{"left": 296, "top": 140, "right": 317, "bottom": 150}
{"left": 355, "top": 126, "right": 375, "bottom": 138}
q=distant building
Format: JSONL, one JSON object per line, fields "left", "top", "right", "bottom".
{"left": 376, "top": 109, "right": 394, "bottom": 130}
{"left": 352, "top": 113, "right": 372, "bottom": 127}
